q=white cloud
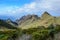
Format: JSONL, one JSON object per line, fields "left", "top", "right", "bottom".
{"left": 0, "top": 0, "right": 60, "bottom": 17}
{"left": 37, "top": 0, "right": 60, "bottom": 12}
{"left": 15, "top": 0, "right": 60, "bottom": 16}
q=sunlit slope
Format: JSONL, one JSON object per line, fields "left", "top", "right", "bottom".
{"left": 18, "top": 12, "right": 60, "bottom": 29}
{"left": 56, "top": 17, "right": 60, "bottom": 25}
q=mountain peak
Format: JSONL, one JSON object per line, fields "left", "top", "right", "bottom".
{"left": 17, "top": 14, "right": 38, "bottom": 21}
{"left": 42, "top": 11, "right": 51, "bottom": 16}
{"left": 41, "top": 11, "right": 52, "bottom": 19}
{"left": 16, "top": 14, "right": 39, "bottom": 25}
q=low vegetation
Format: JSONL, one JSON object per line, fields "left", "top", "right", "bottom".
{"left": 21, "top": 24, "right": 60, "bottom": 40}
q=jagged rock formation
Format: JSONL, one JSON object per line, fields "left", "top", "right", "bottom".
{"left": 16, "top": 12, "right": 60, "bottom": 29}
{"left": 6, "top": 19, "right": 18, "bottom": 27}
{"left": 16, "top": 14, "right": 39, "bottom": 25}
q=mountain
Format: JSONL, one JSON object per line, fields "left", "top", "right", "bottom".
{"left": 41, "top": 12, "right": 52, "bottom": 19}
{"left": 0, "top": 12, "right": 60, "bottom": 40}
{"left": 6, "top": 19, "right": 18, "bottom": 27}
{"left": 16, "top": 14, "right": 40, "bottom": 25}
{"left": 17, "top": 12, "right": 60, "bottom": 29}
{"left": 0, "top": 19, "right": 17, "bottom": 29}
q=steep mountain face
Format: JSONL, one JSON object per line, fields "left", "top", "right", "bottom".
{"left": 16, "top": 14, "right": 40, "bottom": 25}
{"left": 17, "top": 12, "right": 60, "bottom": 29}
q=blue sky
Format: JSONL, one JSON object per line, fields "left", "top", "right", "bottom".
{"left": 0, "top": 0, "right": 60, "bottom": 20}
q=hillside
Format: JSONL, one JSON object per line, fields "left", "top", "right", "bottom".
{"left": 0, "top": 19, "right": 17, "bottom": 29}
{"left": 0, "top": 19, "right": 20, "bottom": 40}
{"left": 17, "top": 12, "right": 60, "bottom": 29}
{"left": 6, "top": 19, "right": 18, "bottom": 27}
{"left": 0, "top": 12, "right": 60, "bottom": 40}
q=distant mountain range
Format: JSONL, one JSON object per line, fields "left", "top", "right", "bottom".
{"left": 0, "top": 11, "right": 60, "bottom": 29}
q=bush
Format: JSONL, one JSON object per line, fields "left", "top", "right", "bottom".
{"left": 32, "top": 30, "right": 50, "bottom": 40}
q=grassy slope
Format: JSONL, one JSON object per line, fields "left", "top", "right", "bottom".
{"left": 0, "top": 29, "right": 17, "bottom": 40}
{"left": 18, "top": 16, "right": 60, "bottom": 29}
{"left": 56, "top": 17, "right": 60, "bottom": 25}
